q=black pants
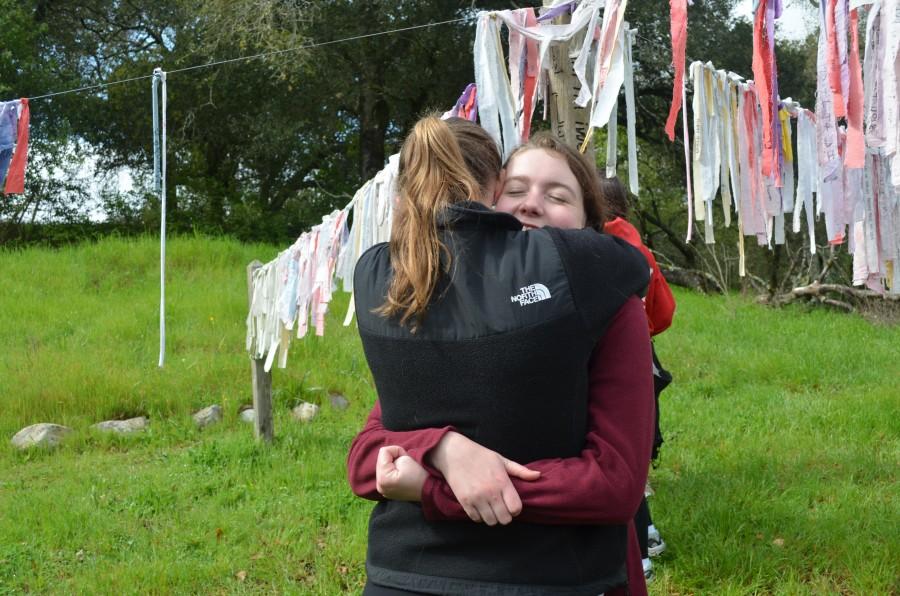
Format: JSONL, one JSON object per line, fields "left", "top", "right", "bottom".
{"left": 650, "top": 344, "right": 672, "bottom": 462}
{"left": 638, "top": 346, "right": 670, "bottom": 560}
{"left": 634, "top": 496, "right": 654, "bottom": 559}
{"left": 362, "top": 583, "right": 428, "bottom": 596}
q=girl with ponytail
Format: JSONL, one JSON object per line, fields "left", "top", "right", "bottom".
{"left": 377, "top": 116, "right": 480, "bottom": 329}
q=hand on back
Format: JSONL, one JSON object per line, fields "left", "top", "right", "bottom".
{"left": 428, "top": 431, "right": 540, "bottom": 526}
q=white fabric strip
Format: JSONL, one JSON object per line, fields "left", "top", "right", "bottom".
{"left": 606, "top": 96, "right": 618, "bottom": 178}
{"left": 623, "top": 26, "right": 639, "bottom": 195}
{"left": 475, "top": 13, "right": 520, "bottom": 159}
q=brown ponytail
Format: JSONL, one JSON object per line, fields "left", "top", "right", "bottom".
{"left": 377, "top": 115, "right": 480, "bottom": 329}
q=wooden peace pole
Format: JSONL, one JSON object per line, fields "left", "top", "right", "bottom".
{"left": 543, "top": 0, "right": 595, "bottom": 158}
{"left": 247, "top": 260, "right": 273, "bottom": 442}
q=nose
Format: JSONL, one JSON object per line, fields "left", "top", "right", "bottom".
{"left": 518, "top": 189, "right": 544, "bottom": 217}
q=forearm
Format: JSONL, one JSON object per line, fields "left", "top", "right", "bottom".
{"left": 347, "top": 400, "right": 454, "bottom": 500}
{"left": 423, "top": 297, "right": 655, "bottom": 524}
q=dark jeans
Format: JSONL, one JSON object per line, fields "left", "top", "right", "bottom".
{"left": 363, "top": 583, "right": 428, "bottom": 596}
{"left": 634, "top": 496, "right": 654, "bottom": 559}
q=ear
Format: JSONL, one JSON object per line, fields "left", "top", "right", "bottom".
{"left": 493, "top": 169, "right": 507, "bottom": 206}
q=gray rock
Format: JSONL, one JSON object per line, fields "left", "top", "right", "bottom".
{"left": 192, "top": 405, "right": 222, "bottom": 428}
{"left": 239, "top": 408, "right": 256, "bottom": 424}
{"left": 328, "top": 392, "right": 350, "bottom": 410}
{"left": 10, "top": 423, "right": 72, "bottom": 449}
{"left": 291, "top": 402, "right": 319, "bottom": 423}
{"left": 92, "top": 416, "right": 149, "bottom": 434}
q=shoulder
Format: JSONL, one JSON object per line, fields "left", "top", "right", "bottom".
{"left": 353, "top": 242, "right": 391, "bottom": 309}
{"left": 545, "top": 228, "right": 648, "bottom": 278}
{"left": 542, "top": 228, "right": 650, "bottom": 330}
{"left": 354, "top": 242, "right": 390, "bottom": 277}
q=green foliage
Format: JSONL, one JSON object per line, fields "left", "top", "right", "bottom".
{"left": 0, "top": 237, "right": 897, "bottom": 593}
{"left": 0, "top": 0, "right": 837, "bottom": 288}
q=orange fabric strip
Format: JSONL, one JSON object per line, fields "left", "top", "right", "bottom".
{"left": 664, "top": 0, "right": 688, "bottom": 141}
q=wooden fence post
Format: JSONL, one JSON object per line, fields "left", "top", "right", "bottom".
{"left": 543, "top": 0, "right": 595, "bottom": 158}
{"left": 247, "top": 260, "right": 273, "bottom": 443}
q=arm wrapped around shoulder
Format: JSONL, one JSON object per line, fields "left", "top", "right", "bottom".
{"left": 545, "top": 227, "right": 650, "bottom": 336}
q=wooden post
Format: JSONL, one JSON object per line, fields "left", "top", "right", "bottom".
{"left": 543, "top": 0, "right": 594, "bottom": 158}
{"left": 247, "top": 260, "right": 273, "bottom": 443}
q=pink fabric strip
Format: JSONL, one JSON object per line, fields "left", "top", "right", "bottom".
{"left": 665, "top": 0, "right": 688, "bottom": 142}
{"left": 826, "top": 0, "right": 846, "bottom": 118}
{"left": 844, "top": 8, "right": 865, "bottom": 168}
{"left": 594, "top": 0, "right": 624, "bottom": 93}
{"left": 521, "top": 8, "right": 539, "bottom": 141}
{"left": 751, "top": 0, "right": 781, "bottom": 184}
{"left": 3, "top": 98, "right": 29, "bottom": 195}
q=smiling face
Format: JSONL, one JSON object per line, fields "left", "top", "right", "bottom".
{"left": 494, "top": 148, "right": 587, "bottom": 231}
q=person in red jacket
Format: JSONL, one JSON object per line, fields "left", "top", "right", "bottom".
{"left": 349, "top": 126, "right": 654, "bottom": 596}
{"left": 600, "top": 175, "right": 676, "bottom": 581}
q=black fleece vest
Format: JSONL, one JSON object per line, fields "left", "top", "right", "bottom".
{"left": 354, "top": 203, "right": 649, "bottom": 595}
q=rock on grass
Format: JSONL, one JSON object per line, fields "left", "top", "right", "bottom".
{"left": 11, "top": 423, "right": 72, "bottom": 449}
{"left": 91, "top": 416, "right": 149, "bottom": 433}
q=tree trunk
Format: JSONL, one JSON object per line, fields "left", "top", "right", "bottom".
{"left": 359, "top": 87, "right": 389, "bottom": 181}
{"left": 768, "top": 244, "right": 782, "bottom": 298}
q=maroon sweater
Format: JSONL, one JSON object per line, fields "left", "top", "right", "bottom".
{"left": 348, "top": 297, "right": 654, "bottom": 596}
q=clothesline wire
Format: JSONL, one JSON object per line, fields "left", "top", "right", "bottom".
{"left": 22, "top": 17, "right": 800, "bottom": 108}
{"left": 22, "top": 17, "right": 470, "bottom": 102}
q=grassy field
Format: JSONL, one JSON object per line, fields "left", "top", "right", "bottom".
{"left": 0, "top": 236, "right": 897, "bottom": 595}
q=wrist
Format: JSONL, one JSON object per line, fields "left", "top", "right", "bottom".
{"left": 427, "top": 430, "right": 461, "bottom": 473}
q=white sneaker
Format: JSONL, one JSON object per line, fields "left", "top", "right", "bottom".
{"left": 648, "top": 525, "right": 667, "bottom": 557}
{"left": 642, "top": 557, "right": 654, "bottom": 583}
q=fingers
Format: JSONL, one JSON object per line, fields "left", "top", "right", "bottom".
{"left": 503, "top": 458, "right": 541, "bottom": 481}
{"left": 376, "top": 446, "right": 407, "bottom": 471}
{"left": 476, "top": 501, "right": 499, "bottom": 527}
{"left": 489, "top": 497, "right": 514, "bottom": 526}
{"left": 501, "top": 485, "right": 523, "bottom": 518}
{"left": 462, "top": 502, "right": 482, "bottom": 524}
{"left": 379, "top": 445, "right": 407, "bottom": 461}
{"left": 462, "top": 490, "right": 518, "bottom": 526}
{"left": 375, "top": 446, "right": 406, "bottom": 496}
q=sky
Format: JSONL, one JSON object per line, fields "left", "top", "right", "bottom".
{"left": 733, "top": 0, "right": 818, "bottom": 41}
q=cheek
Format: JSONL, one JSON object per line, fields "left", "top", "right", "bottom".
{"left": 547, "top": 204, "right": 586, "bottom": 230}
{"left": 494, "top": 195, "right": 519, "bottom": 215}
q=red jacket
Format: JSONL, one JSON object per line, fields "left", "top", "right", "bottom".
{"left": 347, "top": 297, "right": 654, "bottom": 596}
{"left": 603, "top": 217, "right": 675, "bottom": 336}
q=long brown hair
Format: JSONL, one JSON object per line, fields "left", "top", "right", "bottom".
{"left": 377, "top": 115, "right": 480, "bottom": 329}
{"left": 504, "top": 133, "right": 607, "bottom": 230}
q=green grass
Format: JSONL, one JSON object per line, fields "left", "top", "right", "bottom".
{"left": 1, "top": 236, "right": 898, "bottom": 594}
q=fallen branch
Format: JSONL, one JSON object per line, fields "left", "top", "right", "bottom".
{"left": 762, "top": 281, "right": 900, "bottom": 314}
{"left": 658, "top": 265, "right": 726, "bottom": 294}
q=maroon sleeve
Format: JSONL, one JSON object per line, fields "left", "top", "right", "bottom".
{"left": 346, "top": 399, "right": 455, "bottom": 501}
{"left": 421, "top": 297, "right": 654, "bottom": 525}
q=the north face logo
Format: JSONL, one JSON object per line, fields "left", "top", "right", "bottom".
{"left": 511, "top": 283, "right": 551, "bottom": 306}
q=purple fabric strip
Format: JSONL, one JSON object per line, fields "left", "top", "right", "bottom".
{"left": 454, "top": 83, "right": 476, "bottom": 112}
{"left": 537, "top": 1, "right": 576, "bottom": 22}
